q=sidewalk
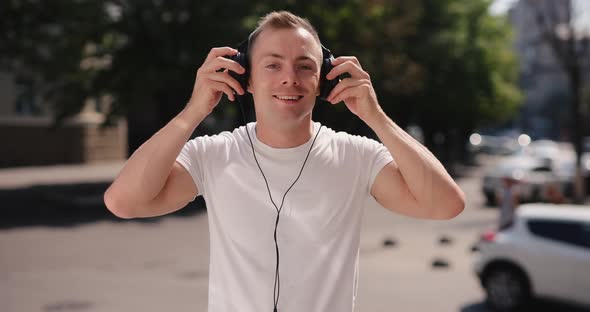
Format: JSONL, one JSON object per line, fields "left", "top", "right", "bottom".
{"left": 0, "top": 160, "right": 205, "bottom": 229}
{"left": 0, "top": 161, "right": 125, "bottom": 190}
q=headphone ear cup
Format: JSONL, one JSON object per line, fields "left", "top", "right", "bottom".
{"left": 225, "top": 52, "right": 249, "bottom": 93}
{"left": 319, "top": 56, "right": 338, "bottom": 101}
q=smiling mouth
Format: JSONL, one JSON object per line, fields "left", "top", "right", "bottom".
{"left": 273, "top": 95, "right": 304, "bottom": 103}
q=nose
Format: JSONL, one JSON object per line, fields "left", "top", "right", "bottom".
{"left": 281, "top": 66, "right": 299, "bottom": 86}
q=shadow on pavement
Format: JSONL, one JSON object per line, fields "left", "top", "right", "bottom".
{"left": 461, "top": 300, "right": 590, "bottom": 312}
{"left": 460, "top": 302, "right": 492, "bottom": 312}
{"left": 0, "top": 181, "right": 205, "bottom": 229}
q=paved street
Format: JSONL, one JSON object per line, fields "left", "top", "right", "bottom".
{"left": 355, "top": 156, "right": 497, "bottom": 312}
{"left": 0, "top": 155, "right": 583, "bottom": 311}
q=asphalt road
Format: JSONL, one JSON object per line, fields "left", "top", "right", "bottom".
{"left": 0, "top": 155, "right": 586, "bottom": 312}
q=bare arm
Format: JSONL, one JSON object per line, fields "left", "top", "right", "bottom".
{"left": 325, "top": 56, "right": 465, "bottom": 220}
{"left": 104, "top": 47, "right": 245, "bottom": 219}
{"left": 367, "top": 114, "right": 465, "bottom": 219}
{"left": 103, "top": 107, "right": 204, "bottom": 218}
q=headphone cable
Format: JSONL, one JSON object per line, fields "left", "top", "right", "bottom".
{"left": 236, "top": 95, "right": 321, "bottom": 312}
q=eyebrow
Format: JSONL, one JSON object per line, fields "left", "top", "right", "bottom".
{"left": 261, "top": 53, "right": 317, "bottom": 63}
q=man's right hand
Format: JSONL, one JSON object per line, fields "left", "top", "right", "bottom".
{"left": 187, "top": 47, "right": 246, "bottom": 116}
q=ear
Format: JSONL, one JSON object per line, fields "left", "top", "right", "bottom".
{"left": 247, "top": 80, "right": 253, "bottom": 94}
{"left": 316, "top": 69, "right": 322, "bottom": 96}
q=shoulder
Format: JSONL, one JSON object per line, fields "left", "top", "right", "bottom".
{"left": 189, "top": 125, "right": 248, "bottom": 146}
{"left": 183, "top": 126, "right": 249, "bottom": 161}
{"left": 321, "top": 125, "right": 383, "bottom": 150}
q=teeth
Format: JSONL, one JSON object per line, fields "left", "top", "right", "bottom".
{"left": 276, "top": 95, "right": 300, "bottom": 100}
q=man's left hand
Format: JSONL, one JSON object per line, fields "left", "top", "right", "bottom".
{"left": 325, "top": 56, "right": 382, "bottom": 122}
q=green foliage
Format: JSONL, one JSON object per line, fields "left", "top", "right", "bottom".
{"left": 0, "top": 0, "right": 521, "bottom": 144}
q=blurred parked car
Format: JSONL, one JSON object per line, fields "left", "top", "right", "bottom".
{"left": 519, "top": 139, "right": 561, "bottom": 158}
{"left": 519, "top": 139, "right": 590, "bottom": 194}
{"left": 469, "top": 133, "right": 522, "bottom": 155}
{"left": 517, "top": 140, "right": 578, "bottom": 167}
{"left": 481, "top": 138, "right": 590, "bottom": 206}
{"left": 473, "top": 204, "right": 590, "bottom": 311}
{"left": 481, "top": 155, "right": 565, "bottom": 206}
{"left": 468, "top": 127, "right": 530, "bottom": 155}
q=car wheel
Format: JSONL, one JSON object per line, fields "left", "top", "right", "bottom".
{"left": 483, "top": 266, "right": 530, "bottom": 311}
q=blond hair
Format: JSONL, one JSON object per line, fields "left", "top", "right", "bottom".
{"left": 248, "top": 11, "right": 321, "bottom": 52}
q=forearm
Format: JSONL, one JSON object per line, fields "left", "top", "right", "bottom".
{"left": 106, "top": 104, "right": 206, "bottom": 206}
{"left": 364, "top": 109, "right": 460, "bottom": 209}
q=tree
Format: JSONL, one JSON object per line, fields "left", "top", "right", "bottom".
{"left": 0, "top": 0, "right": 108, "bottom": 118}
{"left": 1, "top": 0, "right": 521, "bottom": 164}
{"left": 1, "top": 0, "right": 258, "bottom": 152}
{"left": 399, "top": 0, "right": 522, "bottom": 163}
{"left": 524, "top": 0, "right": 590, "bottom": 202}
{"left": 274, "top": 0, "right": 521, "bottom": 163}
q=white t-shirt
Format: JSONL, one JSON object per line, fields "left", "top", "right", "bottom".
{"left": 176, "top": 121, "right": 393, "bottom": 312}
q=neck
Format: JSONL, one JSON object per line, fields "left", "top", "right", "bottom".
{"left": 255, "top": 118, "right": 314, "bottom": 148}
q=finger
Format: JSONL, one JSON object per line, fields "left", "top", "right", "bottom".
{"left": 205, "top": 47, "right": 238, "bottom": 62}
{"left": 208, "top": 80, "right": 236, "bottom": 102}
{"left": 326, "top": 61, "right": 368, "bottom": 80}
{"left": 326, "top": 78, "right": 365, "bottom": 102}
{"left": 207, "top": 71, "right": 245, "bottom": 95}
{"left": 205, "top": 56, "right": 246, "bottom": 75}
{"left": 331, "top": 56, "right": 362, "bottom": 68}
{"left": 331, "top": 83, "right": 371, "bottom": 104}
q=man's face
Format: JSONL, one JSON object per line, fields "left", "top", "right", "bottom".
{"left": 247, "top": 27, "right": 322, "bottom": 123}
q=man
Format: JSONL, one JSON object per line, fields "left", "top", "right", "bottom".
{"left": 497, "top": 175, "right": 520, "bottom": 229}
{"left": 104, "top": 11, "right": 465, "bottom": 312}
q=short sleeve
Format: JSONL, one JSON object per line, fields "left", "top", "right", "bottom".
{"left": 175, "top": 137, "right": 208, "bottom": 199}
{"left": 362, "top": 138, "right": 394, "bottom": 194}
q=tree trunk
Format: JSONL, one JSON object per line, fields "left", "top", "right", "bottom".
{"left": 570, "top": 65, "right": 586, "bottom": 203}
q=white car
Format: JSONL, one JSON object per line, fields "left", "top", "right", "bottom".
{"left": 473, "top": 203, "right": 590, "bottom": 311}
{"left": 481, "top": 155, "right": 560, "bottom": 206}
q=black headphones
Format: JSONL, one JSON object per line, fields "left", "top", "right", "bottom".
{"left": 224, "top": 36, "right": 345, "bottom": 101}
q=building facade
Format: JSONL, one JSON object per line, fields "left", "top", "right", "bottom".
{"left": 0, "top": 71, "right": 127, "bottom": 168}
{"left": 508, "top": 0, "right": 590, "bottom": 140}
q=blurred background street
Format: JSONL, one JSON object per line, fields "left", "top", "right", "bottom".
{"left": 2, "top": 0, "right": 590, "bottom": 311}
{"left": 1, "top": 155, "right": 587, "bottom": 311}
{"left": 0, "top": 155, "right": 516, "bottom": 312}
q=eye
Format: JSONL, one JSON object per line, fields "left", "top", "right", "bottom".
{"left": 265, "top": 63, "right": 279, "bottom": 69}
{"left": 298, "top": 64, "right": 313, "bottom": 70}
